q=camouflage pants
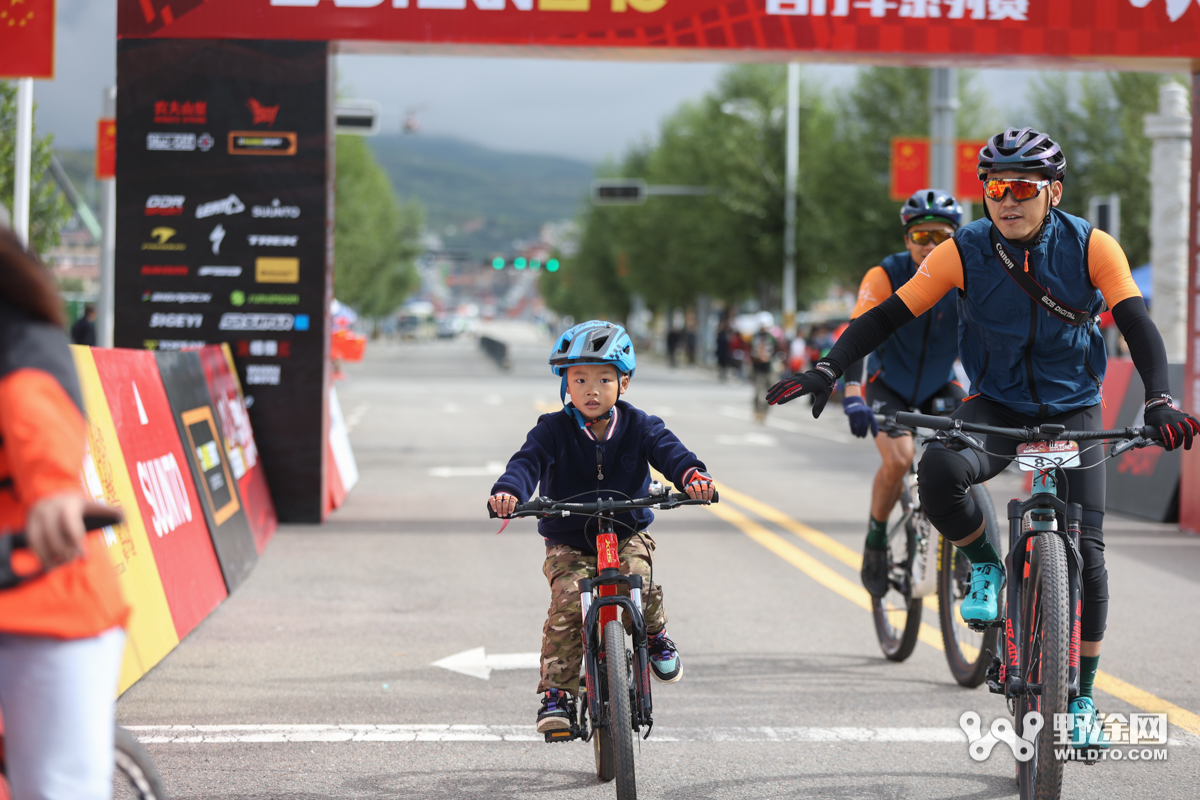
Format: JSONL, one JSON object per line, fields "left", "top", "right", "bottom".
{"left": 538, "top": 532, "right": 665, "bottom": 694}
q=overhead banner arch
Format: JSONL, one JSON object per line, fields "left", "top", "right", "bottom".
{"left": 120, "top": 1, "right": 1200, "bottom": 68}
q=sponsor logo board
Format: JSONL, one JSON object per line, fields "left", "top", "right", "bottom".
{"left": 246, "top": 364, "right": 282, "bottom": 386}
{"left": 247, "top": 98, "right": 280, "bottom": 127}
{"left": 197, "top": 266, "right": 243, "bottom": 277}
{"left": 150, "top": 313, "right": 203, "bottom": 329}
{"left": 248, "top": 234, "right": 298, "bottom": 247}
{"left": 196, "top": 194, "right": 246, "bottom": 219}
{"left": 147, "top": 133, "right": 197, "bottom": 152}
{"left": 218, "top": 313, "right": 308, "bottom": 332}
{"left": 255, "top": 257, "right": 299, "bottom": 283}
{"left": 142, "top": 227, "right": 186, "bottom": 251}
{"left": 143, "top": 292, "right": 212, "bottom": 304}
{"left": 235, "top": 339, "right": 291, "bottom": 358}
{"left": 142, "top": 265, "right": 188, "bottom": 276}
{"left": 252, "top": 199, "right": 301, "bottom": 219}
{"left": 230, "top": 291, "right": 299, "bottom": 307}
{"left": 229, "top": 132, "right": 297, "bottom": 156}
{"left": 153, "top": 100, "right": 208, "bottom": 125}
{"left": 145, "top": 195, "right": 185, "bottom": 216}
{"left": 143, "top": 340, "right": 206, "bottom": 351}
{"left": 209, "top": 224, "right": 226, "bottom": 255}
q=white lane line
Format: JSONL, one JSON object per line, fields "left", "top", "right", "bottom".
{"left": 718, "top": 406, "right": 855, "bottom": 444}
{"left": 428, "top": 461, "right": 506, "bottom": 478}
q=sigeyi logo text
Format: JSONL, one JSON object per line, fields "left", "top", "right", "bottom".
{"left": 149, "top": 313, "right": 203, "bottom": 329}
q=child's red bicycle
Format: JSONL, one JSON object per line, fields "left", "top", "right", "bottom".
{"left": 493, "top": 483, "right": 716, "bottom": 800}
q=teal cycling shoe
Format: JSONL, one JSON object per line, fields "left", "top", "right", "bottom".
{"left": 959, "top": 563, "right": 1005, "bottom": 625}
{"left": 1068, "top": 697, "right": 1110, "bottom": 749}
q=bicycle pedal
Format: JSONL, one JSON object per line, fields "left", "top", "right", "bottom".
{"left": 966, "top": 617, "right": 1004, "bottom": 633}
{"left": 544, "top": 730, "right": 576, "bottom": 743}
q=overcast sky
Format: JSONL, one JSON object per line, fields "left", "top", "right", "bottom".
{"left": 33, "top": 0, "right": 1054, "bottom": 164}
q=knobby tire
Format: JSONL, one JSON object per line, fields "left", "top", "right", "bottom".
{"left": 871, "top": 484, "right": 922, "bottom": 662}
{"left": 939, "top": 484, "right": 1003, "bottom": 687}
{"left": 1017, "top": 533, "right": 1069, "bottom": 800}
{"left": 593, "top": 672, "right": 615, "bottom": 782}
{"left": 113, "top": 726, "right": 168, "bottom": 800}
{"left": 603, "top": 620, "right": 637, "bottom": 800}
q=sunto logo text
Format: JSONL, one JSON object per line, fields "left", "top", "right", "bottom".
{"left": 196, "top": 194, "right": 246, "bottom": 219}
{"left": 150, "top": 313, "right": 203, "bottom": 329}
{"left": 252, "top": 199, "right": 301, "bottom": 219}
{"left": 136, "top": 453, "right": 193, "bottom": 537}
{"left": 145, "top": 195, "right": 185, "bottom": 216}
{"left": 248, "top": 234, "right": 298, "bottom": 247}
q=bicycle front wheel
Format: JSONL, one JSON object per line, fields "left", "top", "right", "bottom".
{"left": 113, "top": 726, "right": 168, "bottom": 800}
{"left": 1016, "top": 533, "right": 1069, "bottom": 800}
{"left": 870, "top": 484, "right": 922, "bottom": 662}
{"left": 939, "top": 484, "right": 1002, "bottom": 687}
{"left": 603, "top": 620, "right": 637, "bottom": 800}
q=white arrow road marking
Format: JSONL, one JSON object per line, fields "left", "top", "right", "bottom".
{"left": 428, "top": 462, "right": 507, "bottom": 478}
{"left": 431, "top": 647, "right": 540, "bottom": 679}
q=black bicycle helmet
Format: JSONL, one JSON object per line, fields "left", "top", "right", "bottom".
{"left": 976, "top": 127, "right": 1066, "bottom": 182}
{"left": 900, "top": 188, "right": 963, "bottom": 230}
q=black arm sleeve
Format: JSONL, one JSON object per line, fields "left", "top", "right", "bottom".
{"left": 843, "top": 356, "right": 867, "bottom": 386}
{"left": 1110, "top": 296, "right": 1170, "bottom": 400}
{"left": 822, "top": 295, "right": 914, "bottom": 379}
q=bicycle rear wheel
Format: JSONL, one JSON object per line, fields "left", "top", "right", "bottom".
{"left": 939, "top": 484, "right": 1003, "bottom": 687}
{"left": 602, "top": 620, "right": 637, "bottom": 799}
{"left": 113, "top": 726, "right": 168, "bottom": 800}
{"left": 1016, "top": 533, "right": 1069, "bottom": 800}
{"left": 870, "top": 484, "right": 922, "bottom": 662}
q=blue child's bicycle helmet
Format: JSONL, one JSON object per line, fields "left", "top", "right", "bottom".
{"left": 549, "top": 321, "right": 636, "bottom": 427}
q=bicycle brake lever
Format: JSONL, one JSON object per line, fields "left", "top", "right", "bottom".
{"left": 1109, "top": 437, "right": 1146, "bottom": 458}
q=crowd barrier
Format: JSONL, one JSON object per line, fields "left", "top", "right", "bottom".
{"left": 479, "top": 336, "right": 510, "bottom": 371}
{"left": 71, "top": 344, "right": 280, "bottom": 693}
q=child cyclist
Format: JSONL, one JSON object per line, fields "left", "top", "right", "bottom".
{"left": 488, "top": 320, "right": 715, "bottom": 735}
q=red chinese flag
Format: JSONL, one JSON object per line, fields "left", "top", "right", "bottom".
{"left": 956, "top": 141, "right": 986, "bottom": 198}
{"left": 890, "top": 138, "right": 929, "bottom": 202}
{"left": 0, "top": 0, "right": 55, "bottom": 79}
{"left": 96, "top": 119, "right": 116, "bottom": 180}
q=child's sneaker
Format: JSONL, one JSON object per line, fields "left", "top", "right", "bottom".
{"left": 648, "top": 630, "right": 682, "bottom": 684}
{"left": 536, "top": 689, "right": 573, "bottom": 733}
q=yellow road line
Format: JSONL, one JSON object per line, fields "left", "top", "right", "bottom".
{"left": 711, "top": 482, "right": 1200, "bottom": 737}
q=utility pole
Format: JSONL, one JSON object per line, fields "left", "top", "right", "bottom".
{"left": 98, "top": 86, "right": 117, "bottom": 348}
{"left": 13, "top": 78, "right": 34, "bottom": 247}
{"left": 783, "top": 62, "right": 800, "bottom": 336}
{"left": 929, "top": 68, "right": 958, "bottom": 196}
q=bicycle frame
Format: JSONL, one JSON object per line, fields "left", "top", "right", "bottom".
{"left": 991, "top": 471, "right": 1085, "bottom": 703}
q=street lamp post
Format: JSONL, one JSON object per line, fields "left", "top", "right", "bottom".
{"left": 783, "top": 62, "right": 800, "bottom": 337}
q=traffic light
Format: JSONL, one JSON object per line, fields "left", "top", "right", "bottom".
{"left": 546, "top": 259, "right": 560, "bottom": 272}
{"left": 492, "top": 257, "right": 504, "bottom": 270}
{"left": 489, "top": 256, "right": 561, "bottom": 271}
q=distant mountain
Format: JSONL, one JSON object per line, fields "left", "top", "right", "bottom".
{"left": 368, "top": 134, "right": 593, "bottom": 259}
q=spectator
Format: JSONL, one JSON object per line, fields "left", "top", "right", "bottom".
{"left": 70, "top": 304, "right": 97, "bottom": 347}
{"left": 715, "top": 317, "right": 735, "bottom": 382}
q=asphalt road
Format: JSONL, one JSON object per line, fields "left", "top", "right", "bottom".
{"left": 117, "top": 335, "right": 1200, "bottom": 799}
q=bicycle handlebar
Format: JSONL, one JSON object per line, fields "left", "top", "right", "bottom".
{"left": 488, "top": 491, "right": 719, "bottom": 520}
{"left": 892, "top": 411, "right": 1158, "bottom": 444}
{"left": 2, "top": 505, "right": 125, "bottom": 590}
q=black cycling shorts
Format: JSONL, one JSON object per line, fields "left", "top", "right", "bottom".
{"left": 866, "top": 378, "right": 966, "bottom": 437}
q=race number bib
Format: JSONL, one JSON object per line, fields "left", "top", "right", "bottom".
{"left": 1015, "top": 440, "right": 1081, "bottom": 472}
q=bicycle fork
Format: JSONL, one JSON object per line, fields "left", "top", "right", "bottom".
{"left": 987, "top": 470, "right": 1085, "bottom": 702}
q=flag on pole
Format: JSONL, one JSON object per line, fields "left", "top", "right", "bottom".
{"left": 0, "top": 0, "right": 56, "bottom": 79}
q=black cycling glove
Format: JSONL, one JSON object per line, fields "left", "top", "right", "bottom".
{"left": 1144, "top": 396, "right": 1200, "bottom": 451}
{"left": 766, "top": 363, "right": 836, "bottom": 417}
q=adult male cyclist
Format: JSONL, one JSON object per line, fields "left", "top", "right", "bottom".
{"left": 844, "top": 189, "right": 965, "bottom": 597}
{"left": 768, "top": 127, "right": 1200, "bottom": 747}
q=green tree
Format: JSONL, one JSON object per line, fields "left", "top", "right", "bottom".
{"left": 333, "top": 134, "right": 423, "bottom": 318}
{"left": 0, "top": 82, "right": 71, "bottom": 255}
{"left": 1027, "top": 72, "right": 1177, "bottom": 269}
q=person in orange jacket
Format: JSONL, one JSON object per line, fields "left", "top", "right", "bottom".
{"left": 0, "top": 227, "right": 129, "bottom": 800}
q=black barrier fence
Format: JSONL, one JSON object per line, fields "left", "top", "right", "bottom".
{"left": 115, "top": 40, "right": 332, "bottom": 522}
{"left": 480, "top": 336, "right": 509, "bottom": 371}
{"left": 1106, "top": 364, "right": 1185, "bottom": 523}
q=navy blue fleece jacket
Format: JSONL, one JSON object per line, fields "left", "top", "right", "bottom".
{"left": 491, "top": 400, "right": 706, "bottom": 552}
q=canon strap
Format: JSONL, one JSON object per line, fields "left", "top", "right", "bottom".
{"left": 988, "top": 225, "right": 1087, "bottom": 327}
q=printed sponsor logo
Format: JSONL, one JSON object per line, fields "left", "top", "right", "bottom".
{"left": 150, "top": 313, "right": 203, "bottom": 329}
{"left": 229, "top": 132, "right": 297, "bottom": 156}
{"left": 136, "top": 453, "right": 194, "bottom": 537}
{"left": 231, "top": 290, "right": 299, "bottom": 307}
{"left": 147, "top": 133, "right": 196, "bottom": 152}
{"left": 247, "top": 234, "right": 298, "bottom": 247}
{"left": 142, "top": 227, "right": 186, "bottom": 251}
{"left": 198, "top": 133, "right": 215, "bottom": 151}
{"left": 247, "top": 97, "right": 280, "bottom": 127}
{"left": 145, "top": 195, "right": 185, "bottom": 216}
{"left": 141, "top": 265, "right": 188, "bottom": 276}
{"left": 153, "top": 100, "right": 207, "bottom": 125}
{"left": 252, "top": 199, "right": 301, "bottom": 219}
{"left": 246, "top": 364, "right": 282, "bottom": 386}
{"left": 255, "top": 257, "right": 300, "bottom": 284}
{"left": 195, "top": 194, "right": 246, "bottom": 219}
{"left": 142, "top": 291, "right": 212, "bottom": 304}
{"left": 766, "top": 0, "right": 1028, "bottom": 19}
{"left": 143, "top": 340, "right": 205, "bottom": 351}
{"left": 210, "top": 223, "right": 227, "bottom": 255}
{"left": 218, "top": 313, "right": 306, "bottom": 332}
{"left": 197, "top": 266, "right": 243, "bottom": 277}
{"left": 235, "top": 339, "right": 291, "bottom": 358}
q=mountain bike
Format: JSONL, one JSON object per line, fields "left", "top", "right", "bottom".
{"left": 896, "top": 411, "right": 1160, "bottom": 800}
{"left": 0, "top": 507, "right": 169, "bottom": 800}
{"left": 869, "top": 415, "right": 1002, "bottom": 680}
{"left": 491, "top": 484, "right": 717, "bottom": 800}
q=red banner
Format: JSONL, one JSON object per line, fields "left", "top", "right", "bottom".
{"left": 0, "top": 0, "right": 55, "bottom": 79}
{"left": 91, "top": 348, "right": 229, "bottom": 639}
{"left": 956, "top": 140, "right": 985, "bottom": 198}
{"left": 96, "top": 119, "right": 117, "bottom": 180}
{"left": 117, "top": 1, "right": 1200, "bottom": 66}
{"left": 890, "top": 137, "right": 928, "bottom": 201}
{"left": 198, "top": 345, "right": 279, "bottom": 553}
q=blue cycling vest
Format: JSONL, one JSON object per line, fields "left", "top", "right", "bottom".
{"left": 954, "top": 210, "right": 1106, "bottom": 417}
{"left": 867, "top": 251, "right": 960, "bottom": 407}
